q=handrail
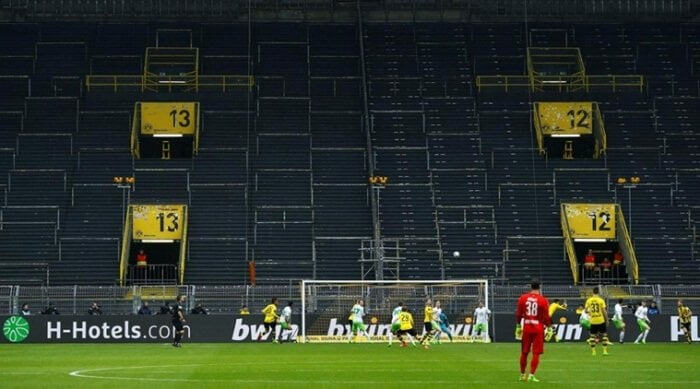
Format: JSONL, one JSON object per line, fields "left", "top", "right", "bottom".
{"left": 476, "top": 74, "right": 644, "bottom": 92}
{"left": 86, "top": 74, "right": 254, "bottom": 92}
{"left": 194, "top": 102, "right": 200, "bottom": 156}
{"left": 130, "top": 102, "right": 140, "bottom": 158}
{"left": 178, "top": 205, "right": 188, "bottom": 285}
{"left": 593, "top": 102, "right": 607, "bottom": 157}
{"left": 532, "top": 102, "right": 545, "bottom": 154}
{"left": 616, "top": 204, "right": 639, "bottom": 285}
{"left": 560, "top": 203, "right": 580, "bottom": 284}
{"left": 119, "top": 206, "right": 132, "bottom": 286}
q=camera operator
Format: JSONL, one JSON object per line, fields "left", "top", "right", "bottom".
{"left": 88, "top": 302, "right": 103, "bottom": 315}
{"left": 190, "top": 303, "right": 209, "bottom": 315}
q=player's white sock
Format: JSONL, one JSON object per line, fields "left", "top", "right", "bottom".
{"left": 619, "top": 331, "right": 625, "bottom": 342}
{"left": 482, "top": 332, "right": 489, "bottom": 342}
{"left": 635, "top": 332, "right": 644, "bottom": 343}
{"left": 388, "top": 331, "right": 393, "bottom": 345}
{"left": 642, "top": 330, "right": 649, "bottom": 342}
{"left": 362, "top": 330, "right": 371, "bottom": 340}
{"left": 347, "top": 330, "right": 355, "bottom": 342}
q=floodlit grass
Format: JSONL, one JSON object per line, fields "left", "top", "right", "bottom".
{"left": 1, "top": 342, "right": 699, "bottom": 388}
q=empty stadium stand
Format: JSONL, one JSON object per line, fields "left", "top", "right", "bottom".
{"left": 0, "top": 18, "right": 698, "bottom": 286}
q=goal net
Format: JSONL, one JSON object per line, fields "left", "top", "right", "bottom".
{"left": 300, "top": 279, "right": 489, "bottom": 343}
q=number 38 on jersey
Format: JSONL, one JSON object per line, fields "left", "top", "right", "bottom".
{"left": 131, "top": 204, "right": 186, "bottom": 241}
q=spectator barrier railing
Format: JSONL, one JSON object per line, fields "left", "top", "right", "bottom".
{"left": 1, "top": 283, "right": 695, "bottom": 316}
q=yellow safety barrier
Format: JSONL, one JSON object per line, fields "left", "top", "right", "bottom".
{"left": 86, "top": 74, "right": 254, "bottom": 92}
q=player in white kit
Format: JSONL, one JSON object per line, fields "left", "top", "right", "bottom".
{"left": 347, "top": 299, "right": 371, "bottom": 343}
{"left": 472, "top": 301, "right": 491, "bottom": 343}
{"left": 634, "top": 301, "right": 651, "bottom": 344}
{"left": 612, "top": 299, "right": 626, "bottom": 344}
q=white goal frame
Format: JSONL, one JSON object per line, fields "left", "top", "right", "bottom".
{"left": 300, "top": 279, "right": 489, "bottom": 343}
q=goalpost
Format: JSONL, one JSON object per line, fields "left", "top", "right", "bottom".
{"left": 300, "top": 279, "right": 489, "bottom": 343}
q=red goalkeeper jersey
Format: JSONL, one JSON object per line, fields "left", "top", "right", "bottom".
{"left": 516, "top": 292, "right": 552, "bottom": 330}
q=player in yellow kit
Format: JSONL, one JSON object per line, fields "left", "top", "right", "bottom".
{"left": 397, "top": 306, "right": 417, "bottom": 348}
{"left": 678, "top": 299, "right": 693, "bottom": 344}
{"left": 259, "top": 297, "right": 279, "bottom": 342}
{"left": 548, "top": 299, "right": 567, "bottom": 318}
{"left": 547, "top": 299, "right": 567, "bottom": 342}
{"left": 584, "top": 287, "right": 610, "bottom": 356}
{"left": 421, "top": 298, "right": 436, "bottom": 348}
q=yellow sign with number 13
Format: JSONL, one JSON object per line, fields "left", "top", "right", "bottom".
{"left": 132, "top": 204, "right": 185, "bottom": 241}
{"left": 140, "top": 102, "right": 196, "bottom": 135}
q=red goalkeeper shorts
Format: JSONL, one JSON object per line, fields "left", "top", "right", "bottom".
{"left": 521, "top": 325, "right": 544, "bottom": 354}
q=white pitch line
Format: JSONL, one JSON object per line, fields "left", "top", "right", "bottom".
{"left": 68, "top": 362, "right": 700, "bottom": 384}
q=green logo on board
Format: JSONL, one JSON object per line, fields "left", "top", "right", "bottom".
{"left": 3, "top": 316, "right": 30, "bottom": 343}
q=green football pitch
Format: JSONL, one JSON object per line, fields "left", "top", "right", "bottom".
{"left": 0, "top": 342, "right": 698, "bottom": 388}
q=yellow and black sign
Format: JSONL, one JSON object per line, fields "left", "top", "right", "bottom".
{"left": 132, "top": 204, "right": 185, "bottom": 241}
{"left": 140, "top": 102, "right": 197, "bottom": 135}
{"left": 537, "top": 102, "right": 593, "bottom": 135}
{"left": 562, "top": 203, "right": 616, "bottom": 239}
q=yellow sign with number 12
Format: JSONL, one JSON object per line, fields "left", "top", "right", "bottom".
{"left": 562, "top": 203, "right": 616, "bottom": 239}
{"left": 538, "top": 102, "right": 593, "bottom": 135}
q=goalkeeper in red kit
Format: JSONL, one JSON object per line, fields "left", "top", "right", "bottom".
{"left": 515, "top": 281, "right": 553, "bottom": 383}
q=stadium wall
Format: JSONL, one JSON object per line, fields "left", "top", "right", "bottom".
{"left": 1, "top": 313, "right": 697, "bottom": 343}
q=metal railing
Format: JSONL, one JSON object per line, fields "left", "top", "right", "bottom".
{"left": 560, "top": 203, "right": 580, "bottom": 284}
{"left": 615, "top": 204, "right": 640, "bottom": 284}
{"left": 86, "top": 74, "right": 254, "bottom": 93}
{"left": 2, "top": 283, "right": 698, "bottom": 316}
{"left": 476, "top": 74, "right": 644, "bottom": 93}
{"left": 128, "top": 264, "right": 178, "bottom": 286}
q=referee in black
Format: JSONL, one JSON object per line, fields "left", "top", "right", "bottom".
{"left": 172, "top": 294, "right": 186, "bottom": 347}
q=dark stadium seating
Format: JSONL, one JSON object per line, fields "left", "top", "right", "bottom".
{"left": 0, "top": 21, "right": 698, "bottom": 286}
